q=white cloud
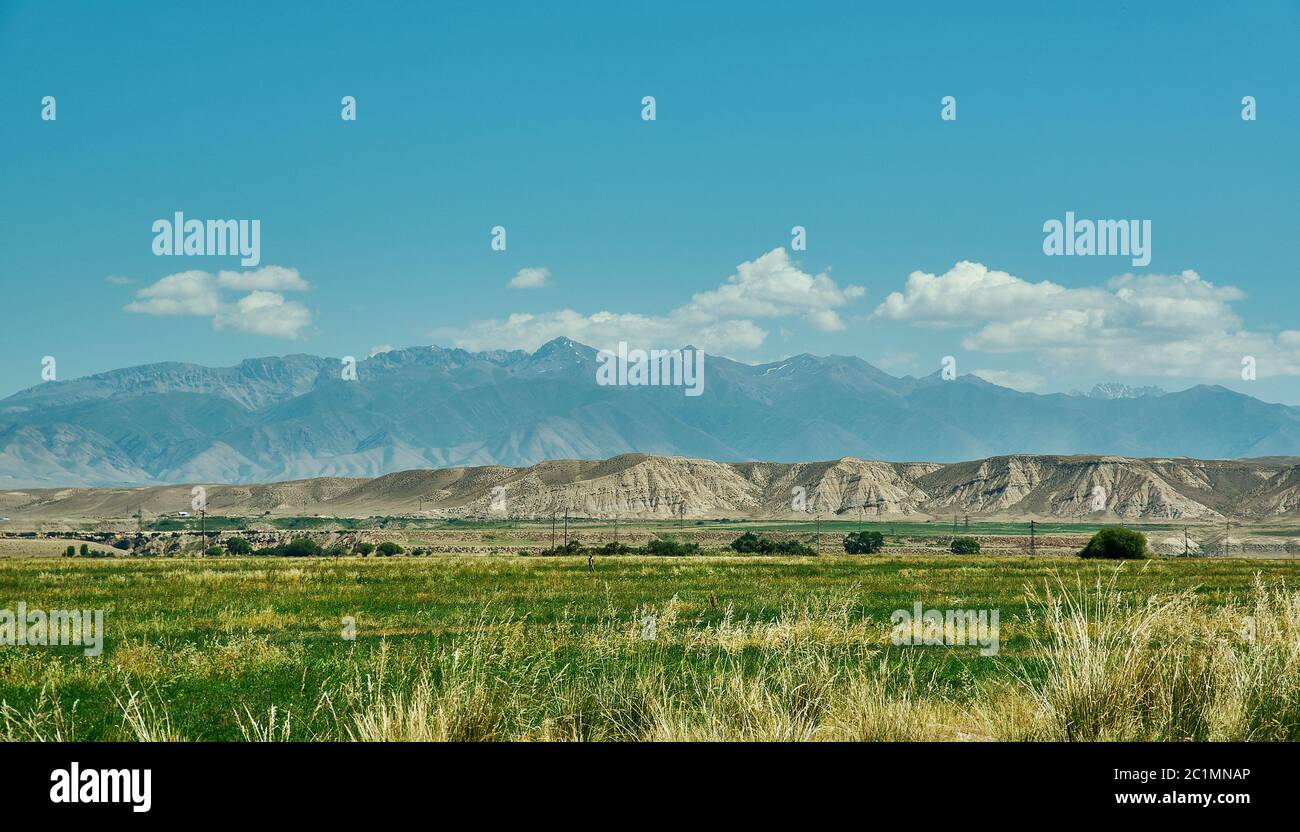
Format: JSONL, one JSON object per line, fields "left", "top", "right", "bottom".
{"left": 214, "top": 291, "right": 312, "bottom": 339}
{"left": 508, "top": 267, "right": 551, "bottom": 289}
{"left": 216, "top": 266, "right": 310, "bottom": 292}
{"left": 439, "top": 309, "right": 767, "bottom": 355}
{"left": 368, "top": 345, "right": 394, "bottom": 357}
{"left": 972, "top": 368, "right": 1046, "bottom": 392}
{"left": 686, "top": 248, "right": 864, "bottom": 331}
{"left": 442, "top": 248, "right": 864, "bottom": 355}
{"left": 123, "top": 271, "right": 221, "bottom": 316}
{"left": 105, "top": 274, "right": 133, "bottom": 285}
{"left": 874, "top": 261, "right": 1300, "bottom": 379}
{"left": 125, "top": 266, "right": 313, "bottom": 339}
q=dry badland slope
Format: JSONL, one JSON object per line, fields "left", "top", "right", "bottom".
{"left": 3, "top": 453, "right": 1300, "bottom": 524}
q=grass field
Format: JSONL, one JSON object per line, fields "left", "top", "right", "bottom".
{"left": 2, "top": 554, "right": 1299, "bottom": 741}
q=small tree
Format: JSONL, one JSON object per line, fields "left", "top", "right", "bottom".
{"left": 950, "top": 536, "right": 980, "bottom": 555}
{"left": 204, "top": 545, "right": 224, "bottom": 557}
{"left": 226, "top": 536, "right": 253, "bottom": 556}
{"left": 376, "top": 541, "right": 403, "bottom": 557}
{"left": 644, "top": 538, "right": 699, "bottom": 556}
{"left": 79, "top": 543, "right": 89, "bottom": 557}
{"left": 65, "top": 545, "right": 75, "bottom": 557}
{"left": 283, "top": 537, "right": 323, "bottom": 557}
{"left": 354, "top": 542, "right": 375, "bottom": 557}
{"left": 1079, "top": 527, "right": 1149, "bottom": 560}
{"left": 843, "top": 531, "right": 884, "bottom": 554}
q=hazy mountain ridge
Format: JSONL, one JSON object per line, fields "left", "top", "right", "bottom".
{"left": 4, "top": 453, "right": 1300, "bottom": 522}
{"left": 2, "top": 337, "right": 1298, "bottom": 487}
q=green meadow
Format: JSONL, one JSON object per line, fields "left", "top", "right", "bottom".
{"left": 2, "top": 554, "right": 1298, "bottom": 741}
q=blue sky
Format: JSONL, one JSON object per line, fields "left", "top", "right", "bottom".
{"left": 2, "top": 1, "right": 1298, "bottom": 401}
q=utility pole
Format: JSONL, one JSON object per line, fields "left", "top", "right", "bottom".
{"left": 549, "top": 489, "right": 557, "bottom": 550}
{"left": 200, "top": 508, "right": 207, "bottom": 555}
{"left": 815, "top": 514, "right": 821, "bottom": 553}
{"left": 1183, "top": 526, "right": 1189, "bottom": 557}
{"left": 1029, "top": 520, "right": 1036, "bottom": 557}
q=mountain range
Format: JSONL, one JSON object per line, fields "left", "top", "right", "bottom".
{"left": 2, "top": 337, "right": 1299, "bottom": 487}
{"left": 4, "top": 453, "right": 1300, "bottom": 523}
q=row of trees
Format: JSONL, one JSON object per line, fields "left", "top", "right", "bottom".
{"left": 210, "top": 537, "right": 403, "bottom": 557}
{"left": 63, "top": 543, "right": 114, "bottom": 558}
{"left": 540, "top": 538, "right": 701, "bottom": 557}
{"left": 63, "top": 524, "right": 1152, "bottom": 560}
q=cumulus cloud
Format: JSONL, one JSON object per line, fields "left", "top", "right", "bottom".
{"left": 216, "top": 265, "right": 310, "bottom": 292}
{"left": 874, "top": 261, "right": 1300, "bottom": 378}
{"left": 214, "top": 291, "right": 312, "bottom": 338}
{"left": 368, "top": 345, "right": 395, "bottom": 358}
{"left": 442, "top": 248, "right": 864, "bottom": 354}
{"left": 685, "top": 248, "right": 864, "bottom": 331}
{"left": 125, "top": 265, "right": 313, "bottom": 339}
{"left": 508, "top": 267, "right": 551, "bottom": 289}
{"left": 124, "top": 271, "right": 221, "bottom": 316}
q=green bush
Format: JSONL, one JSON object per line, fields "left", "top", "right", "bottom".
{"left": 1079, "top": 526, "right": 1150, "bottom": 560}
{"left": 729, "top": 532, "right": 815, "bottom": 555}
{"left": 644, "top": 538, "right": 699, "bottom": 556}
{"left": 950, "top": 536, "right": 980, "bottom": 554}
{"left": 376, "top": 541, "right": 403, "bottom": 557}
{"left": 226, "top": 537, "right": 253, "bottom": 555}
{"left": 65, "top": 545, "right": 75, "bottom": 557}
{"left": 843, "top": 531, "right": 884, "bottom": 554}
{"left": 203, "top": 546, "right": 224, "bottom": 557}
{"left": 353, "top": 542, "right": 375, "bottom": 557}
{"left": 79, "top": 543, "right": 89, "bottom": 557}
{"left": 729, "top": 532, "right": 764, "bottom": 553}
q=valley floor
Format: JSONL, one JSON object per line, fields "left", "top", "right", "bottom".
{"left": 2, "top": 555, "right": 1299, "bottom": 741}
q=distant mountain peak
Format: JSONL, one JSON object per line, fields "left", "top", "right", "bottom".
{"left": 1, "top": 338, "right": 1296, "bottom": 487}
{"left": 1073, "top": 383, "right": 1167, "bottom": 400}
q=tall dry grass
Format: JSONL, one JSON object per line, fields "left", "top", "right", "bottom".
{"left": 6, "top": 574, "right": 1298, "bottom": 741}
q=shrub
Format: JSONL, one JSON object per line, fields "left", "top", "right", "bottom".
{"left": 79, "top": 543, "right": 89, "bottom": 557}
{"left": 376, "top": 541, "right": 403, "bottom": 557}
{"left": 843, "top": 531, "right": 884, "bottom": 554}
{"left": 729, "top": 532, "right": 764, "bottom": 553}
{"left": 771, "top": 539, "right": 817, "bottom": 555}
{"left": 598, "top": 541, "right": 633, "bottom": 555}
{"left": 1079, "top": 527, "right": 1149, "bottom": 560}
{"left": 282, "top": 537, "right": 324, "bottom": 557}
{"left": 729, "top": 532, "right": 816, "bottom": 555}
{"left": 353, "top": 542, "right": 375, "bottom": 557}
{"left": 540, "top": 540, "right": 585, "bottom": 556}
{"left": 226, "top": 537, "right": 253, "bottom": 555}
{"left": 644, "top": 538, "right": 699, "bottom": 556}
{"left": 65, "top": 545, "right": 75, "bottom": 557}
{"left": 950, "top": 536, "right": 980, "bottom": 555}
{"left": 203, "top": 546, "right": 224, "bottom": 557}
